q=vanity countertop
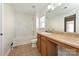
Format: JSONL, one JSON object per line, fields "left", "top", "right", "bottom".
{"left": 37, "top": 32, "right": 79, "bottom": 49}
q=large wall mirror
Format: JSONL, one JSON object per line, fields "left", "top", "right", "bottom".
{"left": 64, "top": 14, "right": 76, "bottom": 32}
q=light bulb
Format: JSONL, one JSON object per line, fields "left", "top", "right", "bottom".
{"left": 48, "top": 4, "right": 55, "bottom": 10}
{"left": 51, "top": 6, "right": 55, "bottom": 10}
{"left": 57, "top": 3, "right": 62, "bottom": 6}
{"left": 48, "top": 4, "right": 52, "bottom": 9}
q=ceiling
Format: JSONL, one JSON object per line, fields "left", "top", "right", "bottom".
{"left": 46, "top": 3, "right": 79, "bottom": 17}
{"left": 11, "top": 3, "right": 48, "bottom": 15}
{"left": 11, "top": 3, "right": 79, "bottom": 16}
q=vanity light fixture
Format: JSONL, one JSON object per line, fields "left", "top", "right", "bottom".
{"left": 57, "top": 3, "right": 62, "bottom": 6}
{"left": 48, "top": 3, "right": 62, "bottom": 10}
{"left": 48, "top": 4, "right": 55, "bottom": 10}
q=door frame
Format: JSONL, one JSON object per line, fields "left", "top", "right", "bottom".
{"left": 64, "top": 14, "right": 76, "bottom": 32}
{"left": 0, "top": 3, "right": 2, "bottom": 56}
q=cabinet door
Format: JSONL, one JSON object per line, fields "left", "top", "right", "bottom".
{"left": 41, "top": 36, "right": 47, "bottom": 56}
{"left": 37, "top": 34, "right": 41, "bottom": 52}
{"left": 47, "top": 39, "right": 57, "bottom": 56}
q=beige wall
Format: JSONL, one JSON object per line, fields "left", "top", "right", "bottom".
{"left": 14, "top": 12, "right": 35, "bottom": 46}
{"left": 46, "top": 9, "right": 79, "bottom": 33}
{"left": 3, "top": 4, "right": 36, "bottom": 55}
{"left": 3, "top": 3, "right": 15, "bottom": 55}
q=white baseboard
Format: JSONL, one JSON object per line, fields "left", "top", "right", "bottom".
{"left": 14, "top": 41, "right": 32, "bottom": 47}
{"left": 4, "top": 42, "right": 31, "bottom": 56}
{"left": 5, "top": 48, "right": 11, "bottom": 56}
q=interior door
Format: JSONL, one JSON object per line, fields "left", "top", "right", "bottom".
{"left": 0, "top": 3, "right": 2, "bottom": 56}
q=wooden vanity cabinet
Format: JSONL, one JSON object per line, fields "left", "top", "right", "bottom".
{"left": 37, "top": 34, "right": 41, "bottom": 52}
{"left": 47, "top": 38, "right": 57, "bottom": 56}
{"left": 40, "top": 36, "right": 47, "bottom": 56}
{"left": 37, "top": 34, "right": 57, "bottom": 56}
{"left": 37, "top": 33, "right": 79, "bottom": 56}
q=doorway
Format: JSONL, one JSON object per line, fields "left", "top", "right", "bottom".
{"left": 64, "top": 14, "right": 76, "bottom": 32}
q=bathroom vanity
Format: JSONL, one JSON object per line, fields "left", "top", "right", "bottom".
{"left": 37, "top": 32, "right": 79, "bottom": 56}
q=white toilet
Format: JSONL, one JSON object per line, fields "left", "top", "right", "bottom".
{"left": 31, "top": 38, "right": 37, "bottom": 47}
